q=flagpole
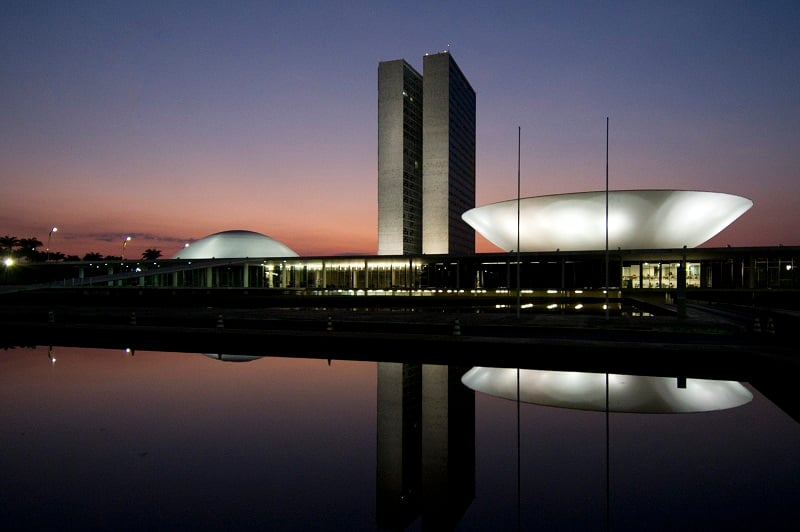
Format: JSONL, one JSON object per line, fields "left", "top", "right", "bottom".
{"left": 516, "top": 126, "right": 521, "bottom": 319}
{"left": 605, "top": 117, "right": 609, "bottom": 320}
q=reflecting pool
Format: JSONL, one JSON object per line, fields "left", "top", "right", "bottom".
{"left": 1, "top": 346, "right": 798, "bottom": 531}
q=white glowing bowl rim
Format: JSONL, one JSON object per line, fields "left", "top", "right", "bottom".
{"left": 462, "top": 189, "right": 753, "bottom": 251}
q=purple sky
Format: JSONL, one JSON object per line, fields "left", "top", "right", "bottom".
{"left": 2, "top": 1, "right": 798, "bottom": 258}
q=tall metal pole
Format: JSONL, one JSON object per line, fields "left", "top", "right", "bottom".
{"left": 516, "top": 126, "right": 521, "bottom": 319}
{"left": 516, "top": 129, "right": 523, "bottom": 527}
{"left": 605, "top": 117, "right": 610, "bottom": 320}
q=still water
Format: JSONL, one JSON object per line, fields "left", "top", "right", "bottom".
{"left": 1, "top": 345, "right": 799, "bottom": 531}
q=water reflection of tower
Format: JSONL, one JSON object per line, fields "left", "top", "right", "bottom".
{"left": 377, "top": 363, "right": 422, "bottom": 529}
{"left": 377, "top": 363, "right": 475, "bottom": 530}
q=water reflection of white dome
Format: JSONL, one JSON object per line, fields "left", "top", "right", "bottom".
{"left": 202, "top": 353, "right": 263, "bottom": 362}
{"left": 172, "top": 230, "right": 298, "bottom": 259}
{"left": 461, "top": 367, "right": 753, "bottom": 413}
{"left": 462, "top": 190, "right": 753, "bottom": 252}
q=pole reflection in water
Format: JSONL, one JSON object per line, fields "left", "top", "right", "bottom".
{"left": 1, "top": 346, "right": 797, "bottom": 531}
{"left": 516, "top": 367, "right": 521, "bottom": 532}
{"left": 462, "top": 367, "right": 757, "bottom": 531}
{"left": 605, "top": 371, "right": 610, "bottom": 532}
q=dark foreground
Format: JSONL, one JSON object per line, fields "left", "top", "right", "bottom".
{"left": 2, "top": 297, "right": 797, "bottom": 376}
{"left": 3, "top": 292, "right": 800, "bottom": 532}
{"left": 4, "top": 289, "right": 799, "bottom": 422}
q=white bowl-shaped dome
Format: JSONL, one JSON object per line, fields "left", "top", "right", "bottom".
{"left": 462, "top": 190, "right": 753, "bottom": 251}
{"left": 461, "top": 367, "right": 753, "bottom": 413}
{"left": 172, "top": 230, "right": 298, "bottom": 259}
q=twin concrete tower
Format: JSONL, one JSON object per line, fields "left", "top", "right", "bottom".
{"left": 377, "top": 52, "right": 476, "bottom": 256}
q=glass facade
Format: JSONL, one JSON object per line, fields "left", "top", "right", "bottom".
{"left": 27, "top": 248, "right": 794, "bottom": 293}
{"left": 402, "top": 67, "right": 424, "bottom": 254}
{"left": 622, "top": 262, "right": 702, "bottom": 289}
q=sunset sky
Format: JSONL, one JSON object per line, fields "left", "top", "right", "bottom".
{"left": 2, "top": 1, "right": 798, "bottom": 258}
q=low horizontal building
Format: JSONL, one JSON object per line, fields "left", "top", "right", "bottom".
{"left": 9, "top": 245, "right": 797, "bottom": 293}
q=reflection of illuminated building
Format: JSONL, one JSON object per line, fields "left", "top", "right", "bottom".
{"left": 461, "top": 368, "right": 753, "bottom": 413}
{"left": 377, "top": 363, "right": 475, "bottom": 530}
{"left": 377, "top": 363, "right": 422, "bottom": 529}
{"left": 201, "top": 353, "right": 262, "bottom": 362}
{"left": 421, "top": 365, "right": 475, "bottom": 529}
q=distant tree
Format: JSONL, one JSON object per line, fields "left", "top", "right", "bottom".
{"left": 63, "top": 254, "right": 81, "bottom": 262}
{"left": 142, "top": 248, "right": 162, "bottom": 260}
{"left": 83, "top": 252, "right": 104, "bottom": 261}
{"left": 48, "top": 251, "right": 66, "bottom": 262}
{"left": 0, "top": 235, "right": 19, "bottom": 253}
{"left": 16, "top": 237, "right": 44, "bottom": 261}
{"left": 142, "top": 248, "right": 161, "bottom": 260}
{"left": 17, "top": 237, "right": 43, "bottom": 249}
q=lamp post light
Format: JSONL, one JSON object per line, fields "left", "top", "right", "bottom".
{"left": 2, "top": 257, "right": 13, "bottom": 283}
{"left": 122, "top": 236, "right": 132, "bottom": 261}
{"left": 46, "top": 226, "right": 58, "bottom": 261}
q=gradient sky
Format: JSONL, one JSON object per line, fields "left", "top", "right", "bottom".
{"left": 2, "top": 1, "right": 798, "bottom": 258}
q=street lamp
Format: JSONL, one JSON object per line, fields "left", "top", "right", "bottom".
{"left": 46, "top": 226, "right": 58, "bottom": 261}
{"left": 122, "top": 236, "right": 132, "bottom": 261}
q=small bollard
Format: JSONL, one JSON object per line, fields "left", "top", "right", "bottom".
{"left": 48, "top": 310, "right": 55, "bottom": 323}
{"left": 767, "top": 317, "right": 776, "bottom": 336}
{"left": 453, "top": 319, "right": 461, "bottom": 336}
{"left": 752, "top": 316, "right": 762, "bottom": 334}
{"left": 326, "top": 316, "right": 333, "bottom": 332}
{"left": 130, "top": 312, "right": 137, "bottom": 326}
{"left": 216, "top": 314, "right": 224, "bottom": 329}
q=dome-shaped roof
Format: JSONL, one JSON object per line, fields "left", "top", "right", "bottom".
{"left": 462, "top": 190, "right": 752, "bottom": 251}
{"left": 172, "top": 230, "right": 298, "bottom": 259}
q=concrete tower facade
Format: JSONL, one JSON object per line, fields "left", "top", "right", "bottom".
{"left": 378, "top": 60, "right": 424, "bottom": 255}
{"left": 378, "top": 52, "right": 475, "bottom": 256}
{"left": 421, "top": 52, "right": 476, "bottom": 256}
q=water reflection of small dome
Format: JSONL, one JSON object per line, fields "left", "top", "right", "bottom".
{"left": 461, "top": 367, "right": 753, "bottom": 413}
{"left": 202, "top": 353, "right": 263, "bottom": 363}
{"left": 173, "top": 230, "right": 298, "bottom": 259}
